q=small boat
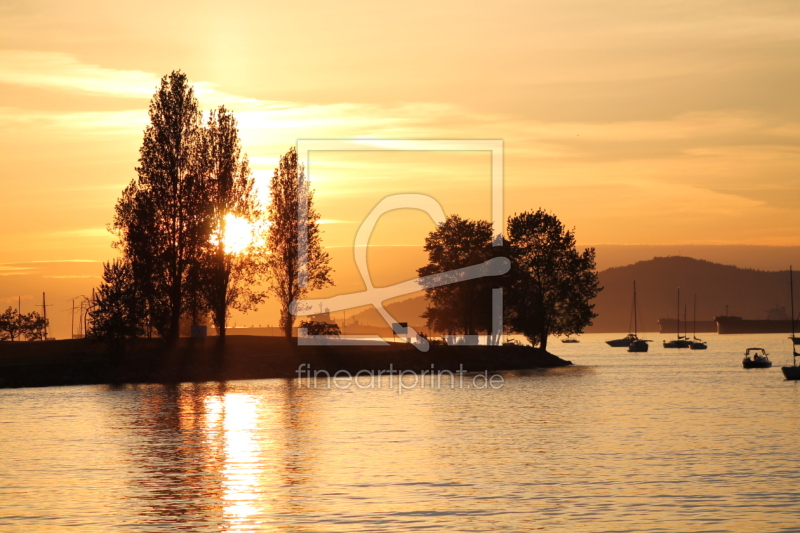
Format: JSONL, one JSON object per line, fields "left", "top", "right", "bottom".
{"left": 561, "top": 337, "right": 579, "bottom": 343}
{"left": 606, "top": 333, "right": 638, "bottom": 347}
{"left": 628, "top": 281, "right": 650, "bottom": 353}
{"left": 628, "top": 338, "right": 649, "bottom": 352}
{"left": 743, "top": 347, "right": 772, "bottom": 368}
{"left": 782, "top": 266, "right": 800, "bottom": 380}
{"left": 689, "top": 294, "right": 707, "bottom": 350}
{"left": 664, "top": 289, "right": 692, "bottom": 348}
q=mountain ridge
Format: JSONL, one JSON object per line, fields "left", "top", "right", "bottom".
{"left": 341, "top": 256, "right": 796, "bottom": 334}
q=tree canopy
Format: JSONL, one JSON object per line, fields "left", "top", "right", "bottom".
{"left": 266, "top": 147, "right": 333, "bottom": 339}
{"left": 417, "top": 215, "right": 498, "bottom": 336}
{"left": 505, "top": 209, "right": 601, "bottom": 351}
{"left": 198, "top": 106, "right": 263, "bottom": 338}
{"left": 0, "top": 307, "right": 49, "bottom": 341}
{"left": 93, "top": 71, "right": 265, "bottom": 343}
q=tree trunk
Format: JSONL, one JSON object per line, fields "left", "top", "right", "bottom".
{"left": 281, "top": 308, "right": 293, "bottom": 339}
{"left": 218, "top": 312, "right": 227, "bottom": 340}
{"left": 168, "top": 278, "right": 182, "bottom": 344}
{"left": 540, "top": 326, "right": 549, "bottom": 352}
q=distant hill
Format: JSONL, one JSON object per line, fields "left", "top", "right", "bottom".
{"left": 588, "top": 256, "right": 793, "bottom": 333}
{"left": 342, "top": 256, "right": 796, "bottom": 334}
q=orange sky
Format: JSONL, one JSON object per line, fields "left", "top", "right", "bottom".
{"left": 2, "top": 0, "right": 800, "bottom": 338}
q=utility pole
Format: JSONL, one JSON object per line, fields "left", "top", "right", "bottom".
{"left": 35, "top": 292, "right": 53, "bottom": 340}
{"left": 16, "top": 296, "right": 20, "bottom": 342}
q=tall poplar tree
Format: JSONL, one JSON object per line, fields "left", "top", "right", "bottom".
{"left": 112, "top": 70, "right": 206, "bottom": 342}
{"left": 266, "top": 147, "right": 333, "bottom": 339}
{"left": 200, "top": 106, "right": 263, "bottom": 338}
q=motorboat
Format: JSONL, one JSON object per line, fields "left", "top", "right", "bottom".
{"left": 561, "top": 337, "right": 579, "bottom": 343}
{"left": 606, "top": 333, "right": 638, "bottom": 347}
{"left": 743, "top": 347, "right": 772, "bottom": 369}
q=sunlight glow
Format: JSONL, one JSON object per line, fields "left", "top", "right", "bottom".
{"left": 216, "top": 213, "right": 255, "bottom": 255}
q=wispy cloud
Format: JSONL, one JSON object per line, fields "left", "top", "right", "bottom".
{"left": 0, "top": 50, "right": 159, "bottom": 98}
{"left": 0, "top": 265, "right": 32, "bottom": 274}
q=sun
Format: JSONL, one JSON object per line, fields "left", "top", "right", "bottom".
{"left": 220, "top": 213, "right": 255, "bottom": 254}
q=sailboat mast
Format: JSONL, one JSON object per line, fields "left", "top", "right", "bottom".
{"left": 789, "top": 265, "right": 797, "bottom": 366}
{"left": 791, "top": 266, "right": 795, "bottom": 338}
{"left": 633, "top": 281, "right": 638, "bottom": 336}
{"left": 676, "top": 288, "right": 680, "bottom": 340}
{"left": 694, "top": 294, "right": 697, "bottom": 339}
{"left": 684, "top": 303, "right": 687, "bottom": 341}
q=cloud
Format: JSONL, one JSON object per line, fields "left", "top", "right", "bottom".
{"left": 0, "top": 265, "right": 32, "bottom": 274}
{"left": 0, "top": 50, "right": 159, "bottom": 98}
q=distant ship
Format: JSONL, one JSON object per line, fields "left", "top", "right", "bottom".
{"left": 715, "top": 306, "right": 797, "bottom": 334}
{"left": 715, "top": 315, "right": 795, "bottom": 334}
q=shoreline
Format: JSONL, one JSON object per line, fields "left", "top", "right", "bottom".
{"left": 0, "top": 336, "right": 571, "bottom": 390}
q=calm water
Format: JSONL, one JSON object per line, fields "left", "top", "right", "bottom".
{"left": 2, "top": 333, "right": 800, "bottom": 532}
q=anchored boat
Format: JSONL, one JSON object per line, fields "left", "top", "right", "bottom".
{"left": 781, "top": 266, "right": 800, "bottom": 380}
{"left": 743, "top": 347, "right": 772, "bottom": 369}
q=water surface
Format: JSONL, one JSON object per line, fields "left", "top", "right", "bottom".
{"left": 2, "top": 333, "right": 799, "bottom": 532}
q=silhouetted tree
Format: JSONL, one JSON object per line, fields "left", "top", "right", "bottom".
{"left": 88, "top": 259, "right": 148, "bottom": 343}
{"left": 299, "top": 320, "right": 341, "bottom": 337}
{"left": 266, "top": 147, "right": 333, "bottom": 339}
{"left": 0, "top": 307, "right": 22, "bottom": 341}
{"left": 112, "top": 71, "right": 207, "bottom": 342}
{"left": 21, "top": 311, "right": 48, "bottom": 341}
{"left": 0, "top": 307, "right": 48, "bottom": 341}
{"left": 199, "top": 106, "right": 264, "bottom": 338}
{"left": 505, "top": 209, "right": 601, "bottom": 351}
{"left": 418, "top": 215, "right": 496, "bottom": 335}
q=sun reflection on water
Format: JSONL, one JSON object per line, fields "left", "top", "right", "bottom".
{"left": 206, "top": 394, "right": 262, "bottom": 531}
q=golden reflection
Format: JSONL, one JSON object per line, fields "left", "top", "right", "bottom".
{"left": 216, "top": 393, "right": 262, "bottom": 531}
{"left": 115, "top": 381, "right": 319, "bottom": 531}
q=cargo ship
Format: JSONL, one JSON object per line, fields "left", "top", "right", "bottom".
{"left": 715, "top": 306, "right": 797, "bottom": 334}
{"left": 714, "top": 315, "right": 794, "bottom": 334}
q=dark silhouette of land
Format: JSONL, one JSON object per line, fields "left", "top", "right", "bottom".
{"left": 589, "top": 256, "right": 795, "bottom": 333}
{"left": 0, "top": 337, "right": 570, "bottom": 389}
{"left": 347, "top": 256, "right": 798, "bottom": 334}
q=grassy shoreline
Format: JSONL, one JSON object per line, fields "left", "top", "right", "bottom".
{"left": 0, "top": 336, "right": 572, "bottom": 389}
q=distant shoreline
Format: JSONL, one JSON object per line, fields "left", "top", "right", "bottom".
{"left": 0, "top": 336, "right": 571, "bottom": 390}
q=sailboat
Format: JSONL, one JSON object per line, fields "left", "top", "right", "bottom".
{"left": 663, "top": 288, "right": 692, "bottom": 348}
{"left": 689, "top": 294, "right": 707, "bottom": 350}
{"left": 606, "top": 281, "right": 643, "bottom": 347}
{"left": 628, "top": 281, "right": 650, "bottom": 352}
{"left": 781, "top": 266, "right": 800, "bottom": 380}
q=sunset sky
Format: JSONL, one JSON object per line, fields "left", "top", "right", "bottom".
{"left": 2, "top": 0, "right": 800, "bottom": 337}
